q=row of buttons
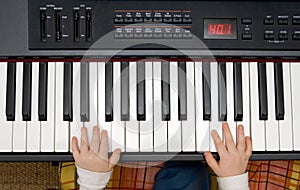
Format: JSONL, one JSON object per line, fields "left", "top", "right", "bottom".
{"left": 114, "top": 17, "right": 192, "bottom": 24}
{"left": 114, "top": 33, "right": 193, "bottom": 39}
{"left": 264, "top": 17, "right": 300, "bottom": 25}
{"left": 264, "top": 32, "right": 300, "bottom": 40}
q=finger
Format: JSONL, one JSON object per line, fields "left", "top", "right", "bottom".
{"left": 204, "top": 152, "right": 220, "bottom": 175}
{"left": 211, "top": 130, "right": 227, "bottom": 157}
{"left": 99, "top": 130, "right": 109, "bottom": 160}
{"left": 80, "top": 126, "right": 89, "bottom": 153}
{"left": 72, "top": 136, "right": 80, "bottom": 159}
{"left": 237, "top": 125, "right": 246, "bottom": 152}
{"left": 245, "top": 136, "right": 252, "bottom": 158}
{"left": 222, "top": 123, "right": 236, "bottom": 152}
{"left": 109, "top": 148, "right": 121, "bottom": 170}
{"left": 90, "top": 126, "right": 100, "bottom": 153}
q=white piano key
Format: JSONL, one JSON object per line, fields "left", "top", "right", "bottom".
{"left": 279, "top": 62, "right": 293, "bottom": 151}
{"left": 226, "top": 62, "right": 236, "bottom": 144}
{"left": 265, "top": 62, "right": 279, "bottom": 151}
{"left": 168, "top": 62, "right": 181, "bottom": 152}
{"left": 0, "top": 62, "right": 12, "bottom": 152}
{"left": 290, "top": 62, "right": 300, "bottom": 150}
{"left": 153, "top": 61, "right": 167, "bottom": 152}
{"left": 181, "top": 61, "right": 196, "bottom": 151}
{"left": 98, "top": 62, "right": 112, "bottom": 152}
{"left": 195, "top": 62, "right": 210, "bottom": 152}
{"left": 13, "top": 62, "right": 27, "bottom": 152}
{"left": 26, "top": 62, "right": 40, "bottom": 152}
{"left": 210, "top": 61, "right": 223, "bottom": 152}
{"left": 41, "top": 62, "right": 55, "bottom": 152}
{"left": 70, "top": 62, "right": 81, "bottom": 152}
{"left": 112, "top": 61, "right": 125, "bottom": 151}
{"left": 87, "top": 62, "right": 99, "bottom": 144}
{"left": 249, "top": 62, "right": 265, "bottom": 151}
{"left": 237, "top": 62, "right": 250, "bottom": 137}
{"left": 126, "top": 62, "right": 139, "bottom": 152}
{"left": 55, "top": 62, "right": 69, "bottom": 152}
{"left": 139, "top": 61, "right": 153, "bottom": 152}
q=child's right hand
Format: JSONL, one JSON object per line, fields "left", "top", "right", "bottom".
{"left": 72, "top": 126, "right": 121, "bottom": 173}
{"left": 204, "top": 123, "right": 252, "bottom": 177}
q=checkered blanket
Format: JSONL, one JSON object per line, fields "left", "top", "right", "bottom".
{"left": 59, "top": 161, "right": 300, "bottom": 190}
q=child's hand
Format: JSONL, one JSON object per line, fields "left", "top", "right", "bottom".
{"left": 204, "top": 123, "right": 252, "bottom": 177}
{"left": 72, "top": 126, "right": 121, "bottom": 173}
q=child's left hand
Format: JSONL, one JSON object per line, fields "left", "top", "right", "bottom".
{"left": 72, "top": 126, "right": 121, "bottom": 173}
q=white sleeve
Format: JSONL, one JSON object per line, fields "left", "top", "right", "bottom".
{"left": 76, "top": 165, "right": 112, "bottom": 190}
{"left": 217, "top": 172, "right": 249, "bottom": 190}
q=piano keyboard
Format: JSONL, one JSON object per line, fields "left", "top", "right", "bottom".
{"left": 0, "top": 61, "right": 299, "bottom": 156}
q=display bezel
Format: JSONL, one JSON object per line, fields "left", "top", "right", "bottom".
{"left": 203, "top": 18, "right": 237, "bottom": 40}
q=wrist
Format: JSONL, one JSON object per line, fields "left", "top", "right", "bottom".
{"left": 76, "top": 165, "right": 113, "bottom": 190}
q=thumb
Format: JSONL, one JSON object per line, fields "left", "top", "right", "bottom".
{"left": 204, "top": 152, "right": 220, "bottom": 175}
{"left": 109, "top": 148, "right": 121, "bottom": 169}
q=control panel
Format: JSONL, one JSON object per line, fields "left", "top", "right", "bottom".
{"left": 28, "top": 0, "right": 300, "bottom": 50}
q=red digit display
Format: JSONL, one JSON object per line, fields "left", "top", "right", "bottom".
{"left": 208, "top": 23, "right": 232, "bottom": 35}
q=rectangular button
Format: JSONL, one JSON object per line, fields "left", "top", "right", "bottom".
{"left": 292, "top": 33, "right": 300, "bottom": 40}
{"left": 173, "top": 18, "right": 182, "bottom": 23}
{"left": 6, "top": 62, "right": 16, "bottom": 121}
{"left": 278, "top": 33, "right": 288, "bottom": 40}
{"left": 278, "top": 18, "right": 288, "bottom": 25}
{"left": 22, "top": 62, "right": 32, "bottom": 121}
{"left": 153, "top": 18, "right": 162, "bottom": 22}
{"left": 182, "top": 18, "right": 192, "bottom": 23}
{"left": 63, "top": 62, "right": 73, "bottom": 121}
{"left": 114, "top": 17, "right": 123, "bottom": 23}
{"left": 163, "top": 18, "right": 172, "bottom": 23}
{"left": 144, "top": 18, "right": 153, "bottom": 22}
{"left": 264, "top": 18, "right": 274, "bottom": 25}
{"left": 264, "top": 33, "right": 274, "bottom": 40}
{"left": 242, "top": 33, "right": 252, "bottom": 40}
{"left": 242, "top": 18, "right": 252, "bottom": 24}
{"left": 292, "top": 18, "right": 300, "bottom": 25}
{"left": 124, "top": 17, "right": 133, "bottom": 23}
{"left": 134, "top": 17, "right": 143, "bottom": 23}
{"left": 163, "top": 33, "right": 172, "bottom": 38}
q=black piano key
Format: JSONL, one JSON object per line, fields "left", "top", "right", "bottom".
{"left": 121, "top": 61, "right": 129, "bottom": 121}
{"left": 233, "top": 62, "right": 243, "bottom": 121}
{"left": 80, "top": 62, "right": 89, "bottom": 122}
{"left": 258, "top": 62, "right": 268, "bottom": 120}
{"left": 63, "top": 62, "right": 73, "bottom": 121}
{"left": 22, "top": 62, "right": 32, "bottom": 121}
{"left": 218, "top": 62, "right": 227, "bottom": 121}
{"left": 274, "top": 62, "right": 285, "bottom": 120}
{"left": 6, "top": 62, "right": 16, "bottom": 121}
{"left": 178, "top": 61, "right": 187, "bottom": 121}
{"left": 105, "top": 62, "right": 113, "bottom": 122}
{"left": 202, "top": 62, "right": 211, "bottom": 120}
{"left": 38, "top": 62, "right": 48, "bottom": 121}
{"left": 161, "top": 61, "right": 170, "bottom": 121}
{"left": 137, "top": 61, "right": 145, "bottom": 121}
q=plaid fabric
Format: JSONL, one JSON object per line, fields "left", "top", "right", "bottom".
{"left": 60, "top": 161, "right": 300, "bottom": 190}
